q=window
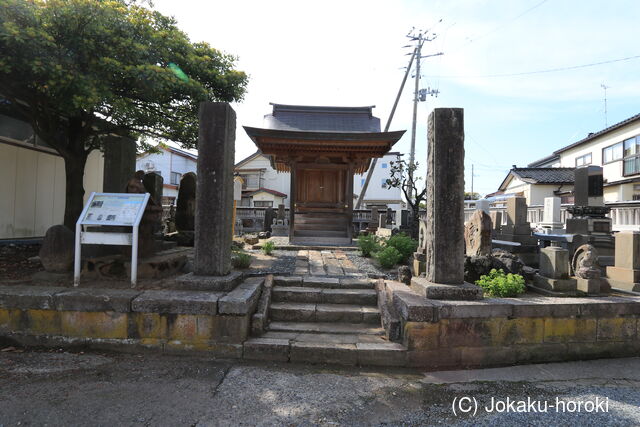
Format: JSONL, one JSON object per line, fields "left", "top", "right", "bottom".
{"left": 361, "top": 178, "right": 365, "bottom": 186}
{"left": 242, "top": 173, "right": 260, "bottom": 189}
{"left": 170, "top": 172, "right": 182, "bottom": 185}
{"left": 575, "top": 153, "right": 592, "bottom": 167}
{"left": 254, "top": 200, "right": 273, "bottom": 207}
{"left": 381, "top": 163, "right": 388, "bottom": 169}
{"left": 381, "top": 178, "right": 388, "bottom": 189}
{"left": 240, "top": 197, "right": 251, "bottom": 207}
{"left": 623, "top": 136, "right": 640, "bottom": 176}
{"left": 603, "top": 142, "right": 623, "bottom": 163}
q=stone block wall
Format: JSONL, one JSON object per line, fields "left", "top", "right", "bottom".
{"left": 0, "top": 279, "right": 263, "bottom": 357}
{"left": 381, "top": 280, "right": 640, "bottom": 369}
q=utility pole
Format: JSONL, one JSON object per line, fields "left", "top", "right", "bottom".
{"left": 408, "top": 32, "right": 422, "bottom": 201}
{"left": 601, "top": 83, "right": 610, "bottom": 127}
{"left": 471, "top": 164, "right": 474, "bottom": 196}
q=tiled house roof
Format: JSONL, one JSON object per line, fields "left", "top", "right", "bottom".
{"left": 499, "top": 167, "right": 575, "bottom": 191}
{"left": 263, "top": 104, "right": 381, "bottom": 132}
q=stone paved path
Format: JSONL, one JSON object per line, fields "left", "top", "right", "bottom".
{"left": 294, "top": 250, "right": 362, "bottom": 277}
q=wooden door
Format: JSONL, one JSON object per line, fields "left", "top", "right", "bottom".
{"left": 295, "top": 168, "right": 346, "bottom": 212}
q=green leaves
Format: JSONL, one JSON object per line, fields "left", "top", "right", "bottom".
{"left": 475, "top": 269, "right": 526, "bottom": 298}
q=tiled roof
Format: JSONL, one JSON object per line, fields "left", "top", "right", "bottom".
{"left": 554, "top": 113, "right": 640, "bottom": 154}
{"left": 263, "top": 103, "right": 381, "bottom": 132}
{"left": 527, "top": 153, "right": 560, "bottom": 167}
{"left": 512, "top": 167, "right": 575, "bottom": 184}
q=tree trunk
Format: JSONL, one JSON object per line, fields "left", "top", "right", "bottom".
{"left": 63, "top": 153, "right": 89, "bottom": 230}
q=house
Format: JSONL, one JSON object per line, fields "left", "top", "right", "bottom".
{"left": 353, "top": 152, "right": 405, "bottom": 211}
{"left": 136, "top": 145, "right": 197, "bottom": 204}
{"left": 498, "top": 113, "right": 640, "bottom": 205}
{"left": 0, "top": 112, "right": 105, "bottom": 239}
{"left": 234, "top": 151, "right": 291, "bottom": 207}
{"left": 497, "top": 167, "right": 575, "bottom": 205}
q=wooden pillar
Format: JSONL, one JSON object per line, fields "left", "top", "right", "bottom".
{"left": 346, "top": 162, "right": 354, "bottom": 241}
{"left": 289, "top": 163, "right": 296, "bottom": 241}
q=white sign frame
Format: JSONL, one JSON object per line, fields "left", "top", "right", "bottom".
{"left": 74, "top": 192, "right": 150, "bottom": 287}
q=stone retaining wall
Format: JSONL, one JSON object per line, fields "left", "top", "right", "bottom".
{"left": 380, "top": 280, "right": 640, "bottom": 369}
{"left": 0, "top": 278, "right": 263, "bottom": 357}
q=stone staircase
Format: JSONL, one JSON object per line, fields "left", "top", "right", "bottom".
{"left": 243, "top": 275, "right": 407, "bottom": 366}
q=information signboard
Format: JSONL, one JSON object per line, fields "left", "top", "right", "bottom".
{"left": 74, "top": 192, "right": 149, "bottom": 287}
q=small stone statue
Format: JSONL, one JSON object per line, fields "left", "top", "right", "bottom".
{"left": 398, "top": 265, "right": 412, "bottom": 286}
{"left": 573, "top": 244, "right": 601, "bottom": 279}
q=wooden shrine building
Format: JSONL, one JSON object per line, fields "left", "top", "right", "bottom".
{"left": 244, "top": 103, "right": 404, "bottom": 245}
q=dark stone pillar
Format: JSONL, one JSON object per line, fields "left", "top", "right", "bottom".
{"left": 176, "top": 172, "right": 196, "bottom": 231}
{"left": 411, "top": 108, "right": 482, "bottom": 300}
{"left": 143, "top": 172, "right": 164, "bottom": 205}
{"left": 194, "top": 102, "right": 235, "bottom": 276}
{"left": 103, "top": 136, "right": 136, "bottom": 193}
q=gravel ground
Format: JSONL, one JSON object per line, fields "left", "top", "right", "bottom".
{"left": 245, "top": 249, "right": 297, "bottom": 275}
{"left": 2, "top": 348, "right": 637, "bottom": 426}
{"left": 347, "top": 251, "right": 400, "bottom": 279}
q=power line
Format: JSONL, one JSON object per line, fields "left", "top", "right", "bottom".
{"left": 426, "top": 54, "right": 640, "bottom": 79}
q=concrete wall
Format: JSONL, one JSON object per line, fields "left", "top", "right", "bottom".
{"left": 0, "top": 142, "right": 103, "bottom": 239}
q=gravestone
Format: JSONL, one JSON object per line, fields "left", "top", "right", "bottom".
{"left": 264, "top": 207, "right": 275, "bottom": 232}
{"left": 271, "top": 203, "right": 289, "bottom": 236}
{"left": 103, "top": 135, "right": 136, "bottom": 193}
{"left": 566, "top": 166, "right": 611, "bottom": 235}
{"left": 493, "top": 197, "right": 538, "bottom": 266}
{"left": 539, "top": 196, "right": 563, "bottom": 233}
{"left": 464, "top": 209, "right": 492, "bottom": 256}
{"left": 534, "top": 244, "right": 576, "bottom": 293}
{"left": 175, "top": 102, "right": 242, "bottom": 291}
{"left": 143, "top": 172, "right": 163, "bottom": 206}
{"left": 410, "top": 108, "right": 482, "bottom": 300}
{"left": 606, "top": 231, "right": 640, "bottom": 292}
{"left": 367, "top": 206, "right": 379, "bottom": 233}
{"left": 39, "top": 224, "right": 75, "bottom": 272}
{"left": 489, "top": 211, "right": 502, "bottom": 235}
{"left": 176, "top": 172, "right": 196, "bottom": 231}
{"left": 378, "top": 212, "right": 387, "bottom": 229}
{"left": 126, "top": 171, "right": 162, "bottom": 258}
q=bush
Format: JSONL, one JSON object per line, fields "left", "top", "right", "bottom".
{"left": 358, "top": 234, "right": 380, "bottom": 257}
{"left": 376, "top": 246, "right": 403, "bottom": 269}
{"left": 231, "top": 252, "right": 252, "bottom": 269}
{"left": 262, "top": 240, "right": 276, "bottom": 255}
{"left": 475, "top": 269, "right": 526, "bottom": 297}
{"left": 386, "top": 233, "right": 418, "bottom": 262}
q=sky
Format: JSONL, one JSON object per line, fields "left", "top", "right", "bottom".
{"left": 152, "top": 0, "right": 640, "bottom": 197}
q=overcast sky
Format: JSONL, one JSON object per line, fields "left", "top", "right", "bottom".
{"left": 152, "top": 0, "right": 640, "bottom": 197}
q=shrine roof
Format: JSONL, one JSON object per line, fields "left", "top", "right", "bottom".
{"left": 263, "top": 103, "right": 381, "bottom": 132}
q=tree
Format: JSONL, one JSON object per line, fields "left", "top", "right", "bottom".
{"left": 465, "top": 192, "right": 481, "bottom": 200}
{"left": 0, "top": 0, "right": 248, "bottom": 228}
{"left": 386, "top": 156, "right": 426, "bottom": 239}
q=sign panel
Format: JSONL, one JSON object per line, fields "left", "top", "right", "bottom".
{"left": 80, "top": 193, "right": 148, "bottom": 226}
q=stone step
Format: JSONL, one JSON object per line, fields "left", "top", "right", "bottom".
{"left": 243, "top": 336, "right": 406, "bottom": 366}
{"left": 268, "top": 321, "right": 385, "bottom": 336}
{"left": 273, "top": 276, "right": 375, "bottom": 289}
{"left": 272, "top": 286, "right": 377, "bottom": 305}
{"left": 270, "top": 302, "right": 380, "bottom": 323}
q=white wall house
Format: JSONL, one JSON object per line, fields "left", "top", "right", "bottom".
{"left": 353, "top": 152, "right": 405, "bottom": 211}
{"left": 498, "top": 113, "right": 640, "bottom": 205}
{"left": 136, "top": 145, "right": 197, "bottom": 204}
{"left": 0, "top": 113, "right": 104, "bottom": 239}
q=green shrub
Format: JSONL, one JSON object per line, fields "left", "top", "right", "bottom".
{"left": 386, "top": 233, "right": 418, "bottom": 262}
{"left": 231, "top": 252, "right": 252, "bottom": 269}
{"left": 357, "top": 234, "right": 380, "bottom": 257}
{"left": 262, "top": 240, "right": 276, "bottom": 255}
{"left": 376, "top": 246, "right": 403, "bottom": 269}
{"left": 475, "top": 269, "right": 526, "bottom": 297}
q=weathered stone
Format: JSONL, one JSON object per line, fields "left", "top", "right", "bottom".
{"left": 143, "top": 172, "right": 164, "bottom": 206}
{"left": 194, "top": 102, "right": 235, "bottom": 276}
{"left": 574, "top": 165, "right": 604, "bottom": 207}
{"left": 243, "top": 235, "right": 259, "bottom": 245}
{"left": 131, "top": 290, "right": 222, "bottom": 315}
{"left": 411, "top": 277, "right": 483, "bottom": 301}
{"left": 0, "top": 285, "right": 63, "bottom": 310}
{"left": 54, "top": 288, "right": 140, "bottom": 312}
{"left": 577, "top": 277, "right": 601, "bottom": 294}
{"left": 489, "top": 211, "right": 502, "bottom": 232}
{"left": 272, "top": 287, "right": 321, "bottom": 303}
{"left": 39, "top": 225, "right": 75, "bottom": 273}
{"left": 424, "top": 108, "right": 465, "bottom": 285}
{"left": 506, "top": 197, "right": 529, "bottom": 227}
{"left": 257, "top": 231, "right": 270, "bottom": 239}
{"left": 464, "top": 209, "right": 492, "bottom": 256}
{"left": 274, "top": 276, "right": 303, "bottom": 286}
{"left": 218, "top": 277, "right": 263, "bottom": 315}
{"left": 264, "top": 207, "right": 275, "bottom": 232}
{"left": 175, "top": 172, "right": 196, "bottom": 231}
{"left": 290, "top": 342, "right": 358, "bottom": 365}
{"left": 102, "top": 135, "right": 136, "bottom": 193}
{"left": 174, "top": 271, "right": 243, "bottom": 292}
{"left": 356, "top": 342, "right": 406, "bottom": 367}
{"left": 243, "top": 338, "right": 290, "bottom": 361}
{"left": 539, "top": 246, "right": 570, "bottom": 279}
{"left": 398, "top": 265, "right": 412, "bottom": 285}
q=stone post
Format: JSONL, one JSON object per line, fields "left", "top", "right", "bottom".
{"left": 103, "top": 135, "right": 136, "bottom": 193}
{"left": 411, "top": 108, "right": 482, "bottom": 300}
{"left": 176, "top": 172, "right": 196, "bottom": 232}
{"left": 606, "top": 231, "right": 640, "bottom": 291}
{"left": 175, "top": 103, "right": 241, "bottom": 291}
{"left": 143, "top": 172, "right": 164, "bottom": 205}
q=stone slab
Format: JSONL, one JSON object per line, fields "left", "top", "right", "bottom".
{"left": 218, "top": 277, "right": 263, "bottom": 315}
{"left": 131, "top": 290, "right": 223, "bottom": 315}
{"left": 533, "top": 274, "right": 577, "bottom": 292}
{"left": 272, "top": 287, "right": 322, "bottom": 303}
{"left": 607, "top": 278, "right": 640, "bottom": 293}
{"left": 0, "top": 285, "right": 65, "bottom": 310}
{"left": 410, "top": 277, "right": 483, "bottom": 301}
{"left": 274, "top": 276, "right": 303, "bottom": 286}
{"left": 54, "top": 288, "right": 141, "bottom": 312}
{"left": 243, "top": 338, "right": 290, "bottom": 362}
{"left": 174, "top": 271, "right": 243, "bottom": 292}
{"left": 606, "top": 266, "right": 640, "bottom": 284}
{"left": 576, "top": 277, "right": 601, "bottom": 295}
{"left": 290, "top": 342, "right": 358, "bottom": 365}
{"left": 355, "top": 342, "right": 407, "bottom": 367}
{"left": 303, "top": 277, "right": 340, "bottom": 288}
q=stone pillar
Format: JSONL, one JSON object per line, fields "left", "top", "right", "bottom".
{"left": 533, "top": 245, "right": 576, "bottom": 293}
{"left": 411, "top": 108, "right": 482, "bottom": 300}
{"left": 606, "top": 231, "right": 640, "bottom": 291}
{"left": 176, "top": 172, "right": 196, "bottom": 232}
{"left": 464, "top": 209, "right": 492, "bottom": 256}
{"left": 103, "top": 135, "right": 136, "bottom": 193}
{"left": 194, "top": 103, "right": 235, "bottom": 276}
{"left": 143, "top": 172, "right": 164, "bottom": 205}
{"left": 506, "top": 197, "right": 529, "bottom": 228}
{"left": 175, "top": 103, "right": 242, "bottom": 291}
{"left": 489, "top": 211, "right": 502, "bottom": 234}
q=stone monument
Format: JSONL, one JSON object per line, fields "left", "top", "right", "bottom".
{"left": 533, "top": 243, "right": 576, "bottom": 293}
{"left": 539, "top": 196, "right": 563, "bottom": 233}
{"left": 606, "top": 231, "right": 640, "bottom": 292}
{"left": 264, "top": 207, "right": 275, "bottom": 233}
{"left": 573, "top": 244, "right": 602, "bottom": 294}
{"left": 566, "top": 166, "right": 611, "bottom": 235}
{"left": 493, "top": 196, "right": 538, "bottom": 266}
{"left": 175, "top": 102, "right": 242, "bottom": 291}
{"left": 464, "top": 209, "right": 492, "bottom": 256}
{"left": 126, "top": 170, "right": 162, "bottom": 258}
{"left": 271, "top": 203, "right": 289, "bottom": 237}
{"left": 367, "top": 206, "right": 379, "bottom": 233}
{"left": 102, "top": 135, "right": 136, "bottom": 193}
{"left": 489, "top": 211, "right": 502, "bottom": 237}
{"left": 410, "top": 108, "right": 483, "bottom": 300}
{"left": 175, "top": 172, "right": 196, "bottom": 232}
